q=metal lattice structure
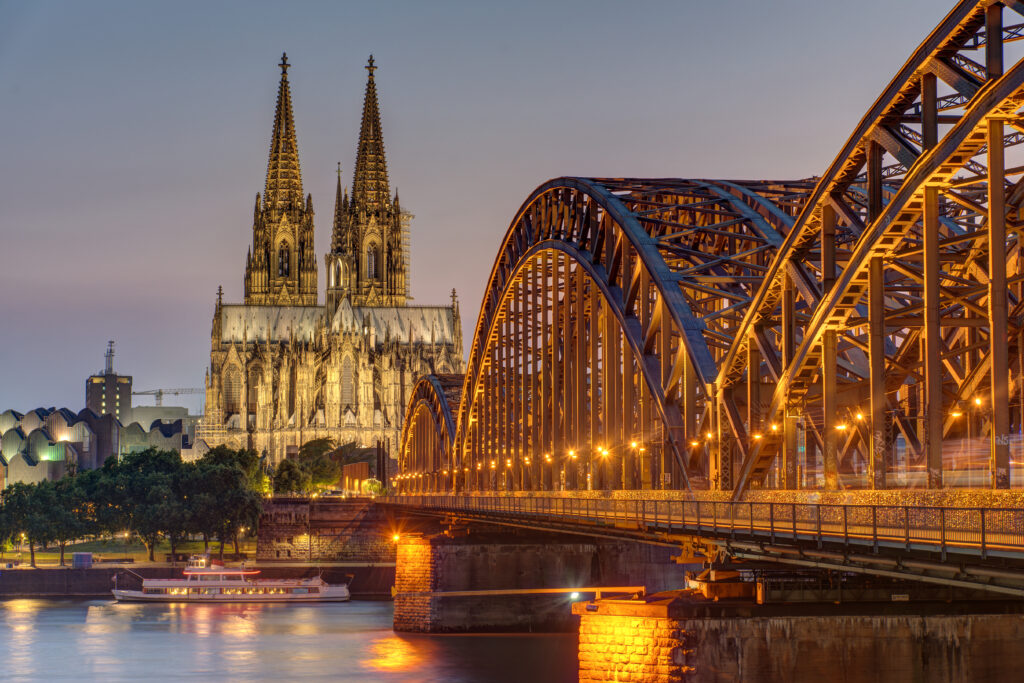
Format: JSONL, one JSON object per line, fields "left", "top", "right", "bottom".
{"left": 399, "top": 0, "right": 1024, "bottom": 495}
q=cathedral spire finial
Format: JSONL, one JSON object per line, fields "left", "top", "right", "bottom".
{"left": 366, "top": 54, "right": 376, "bottom": 77}
{"left": 280, "top": 52, "right": 290, "bottom": 76}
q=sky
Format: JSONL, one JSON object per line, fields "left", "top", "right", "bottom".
{"left": 0, "top": 0, "right": 945, "bottom": 415}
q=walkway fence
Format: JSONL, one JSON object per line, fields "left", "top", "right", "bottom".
{"left": 382, "top": 495, "right": 1024, "bottom": 560}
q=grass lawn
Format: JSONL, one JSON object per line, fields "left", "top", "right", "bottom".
{"left": 0, "top": 537, "right": 258, "bottom": 566}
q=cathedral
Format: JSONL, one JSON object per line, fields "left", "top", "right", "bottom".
{"left": 199, "top": 54, "right": 464, "bottom": 463}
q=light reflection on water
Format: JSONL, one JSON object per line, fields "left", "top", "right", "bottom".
{"left": 0, "top": 599, "right": 578, "bottom": 682}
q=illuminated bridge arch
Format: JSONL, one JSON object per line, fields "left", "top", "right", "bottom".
{"left": 397, "top": 0, "right": 1024, "bottom": 496}
{"left": 397, "top": 374, "right": 461, "bottom": 493}
{"left": 442, "top": 177, "right": 817, "bottom": 493}
{"left": 722, "top": 0, "right": 1024, "bottom": 495}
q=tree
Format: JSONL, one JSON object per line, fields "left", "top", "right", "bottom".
{"left": 51, "top": 476, "right": 92, "bottom": 566}
{"left": 100, "top": 448, "right": 183, "bottom": 561}
{"left": 3, "top": 482, "right": 55, "bottom": 567}
{"left": 273, "top": 458, "right": 312, "bottom": 495}
{"left": 296, "top": 438, "right": 342, "bottom": 490}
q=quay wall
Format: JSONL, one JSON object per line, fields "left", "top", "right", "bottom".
{"left": 0, "top": 565, "right": 394, "bottom": 600}
{"left": 258, "top": 497, "right": 396, "bottom": 563}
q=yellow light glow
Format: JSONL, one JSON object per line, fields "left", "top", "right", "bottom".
{"left": 392, "top": 534, "right": 400, "bottom": 542}
{"left": 975, "top": 397, "right": 983, "bottom": 406}
{"left": 630, "top": 441, "right": 638, "bottom": 449}
{"left": 770, "top": 424, "right": 778, "bottom": 432}
{"left": 836, "top": 424, "right": 847, "bottom": 431}
{"left": 706, "top": 432, "right": 713, "bottom": 439}
{"left": 753, "top": 434, "right": 762, "bottom": 440}
{"left": 951, "top": 411, "right": 963, "bottom": 418}
{"left": 855, "top": 412, "right": 864, "bottom": 421}
{"left": 690, "top": 441, "right": 699, "bottom": 447}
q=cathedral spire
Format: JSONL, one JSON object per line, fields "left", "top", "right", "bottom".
{"left": 332, "top": 162, "right": 344, "bottom": 252}
{"left": 264, "top": 52, "right": 304, "bottom": 212}
{"left": 351, "top": 55, "right": 390, "bottom": 212}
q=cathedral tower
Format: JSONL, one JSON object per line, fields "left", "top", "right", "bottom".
{"left": 326, "top": 56, "right": 409, "bottom": 312}
{"left": 244, "top": 53, "right": 318, "bottom": 307}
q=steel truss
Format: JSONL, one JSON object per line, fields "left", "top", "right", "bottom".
{"left": 399, "top": 0, "right": 1024, "bottom": 495}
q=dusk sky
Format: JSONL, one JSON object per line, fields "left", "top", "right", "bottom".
{"left": 1, "top": 0, "right": 942, "bottom": 415}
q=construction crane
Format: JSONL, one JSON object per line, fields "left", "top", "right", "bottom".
{"left": 132, "top": 388, "right": 203, "bottom": 406}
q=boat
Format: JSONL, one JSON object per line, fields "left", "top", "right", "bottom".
{"left": 111, "top": 555, "right": 351, "bottom": 603}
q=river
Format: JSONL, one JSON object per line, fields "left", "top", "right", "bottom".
{"left": 0, "top": 599, "right": 579, "bottom": 682}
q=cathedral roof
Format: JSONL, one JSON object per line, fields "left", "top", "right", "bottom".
{"left": 330, "top": 299, "right": 457, "bottom": 344}
{"left": 219, "top": 304, "right": 323, "bottom": 343}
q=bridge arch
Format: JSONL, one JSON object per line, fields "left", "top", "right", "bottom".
{"left": 722, "top": 0, "right": 1024, "bottom": 495}
{"left": 450, "top": 178, "right": 816, "bottom": 492}
{"left": 397, "top": 374, "right": 461, "bottom": 493}
{"left": 397, "top": 0, "right": 1024, "bottom": 497}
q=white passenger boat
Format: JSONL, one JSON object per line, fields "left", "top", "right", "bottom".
{"left": 111, "top": 555, "right": 351, "bottom": 603}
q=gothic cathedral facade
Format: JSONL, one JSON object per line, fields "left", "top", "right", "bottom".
{"left": 199, "top": 55, "right": 464, "bottom": 463}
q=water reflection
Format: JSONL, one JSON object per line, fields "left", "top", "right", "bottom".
{"left": 0, "top": 600, "right": 578, "bottom": 682}
{"left": 363, "top": 634, "right": 425, "bottom": 672}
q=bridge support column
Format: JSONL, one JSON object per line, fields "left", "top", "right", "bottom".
{"left": 988, "top": 115, "right": 1011, "bottom": 489}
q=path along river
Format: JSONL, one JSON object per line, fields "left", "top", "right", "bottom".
{"left": 0, "top": 599, "right": 578, "bottom": 682}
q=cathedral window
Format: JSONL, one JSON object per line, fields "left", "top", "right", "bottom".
{"left": 341, "top": 357, "right": 355, "bottom": 406}
{"left": 224, "top": 366, "right": 242, "bottom": 415}
{"left": 367, "top": 245, "right": 377, "bottom": 279}
{"left": 278, "top": 246, "right": 290, "bottom": 277}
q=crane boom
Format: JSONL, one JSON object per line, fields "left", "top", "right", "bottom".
{"left": 131, "top": 387, "right": 203, "bottom": 406}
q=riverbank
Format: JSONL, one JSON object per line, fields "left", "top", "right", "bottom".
{"left": 0, "top": 563, "right": 395, "bottom": 600}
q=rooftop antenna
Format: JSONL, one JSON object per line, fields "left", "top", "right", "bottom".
{"left": 105, "top": 341, "right": 115, "bottom": 375}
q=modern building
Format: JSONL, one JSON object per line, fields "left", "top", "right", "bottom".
{"left": 85, "top": 341, "right": 132, "bottom": 424}
{"left": 199, "top": 55, "right": 464, "bottom": 464}
{"left": 0, "top": 406, "right": 194, "bottom": 487}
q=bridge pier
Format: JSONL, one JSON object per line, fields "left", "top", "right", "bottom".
{"left": 576, "top": 591, "right": 1024, "bottom": 683}
{"left": 392, "top": 530, "right": 684, "bottom": 633}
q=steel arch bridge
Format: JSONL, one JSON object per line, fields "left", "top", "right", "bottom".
{"left": 399, "top": 0, "right": 1024, "bottom": 497}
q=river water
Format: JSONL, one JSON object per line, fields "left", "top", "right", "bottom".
{"left": 0, "top": 599, "right": 579, "bottom": 682}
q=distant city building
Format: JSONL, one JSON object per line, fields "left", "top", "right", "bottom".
{"left": 199, "top": 55, "right": 464, "bottom": 464}
{"left": 85, "top": 341, "right": 133, "bottom": 424}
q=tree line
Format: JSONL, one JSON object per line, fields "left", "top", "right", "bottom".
{"left": 0, "top": 445, "right": 267, "bottom": 566}
{"left": 0, "top": 438, "right": 372, "bottom": 567}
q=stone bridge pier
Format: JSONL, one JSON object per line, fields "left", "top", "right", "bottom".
{"left": 391, "top": 527, "right": 684, "bottom": 633}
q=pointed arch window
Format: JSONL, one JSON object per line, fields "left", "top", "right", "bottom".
{"left": 341, "top": 356, "right": 355, "bottom": 407}
{"left": 367, "top": 245, "right": 377, "bottom": 279}
{"left": 223, "top": 366, "right": 242, "bottom": 415}
{"left": 278, "top": 246, "right": 290, "bottom": 277}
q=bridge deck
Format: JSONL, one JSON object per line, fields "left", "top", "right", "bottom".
{"left": 382, "top": 494, "right": 1024, "bottom": 596}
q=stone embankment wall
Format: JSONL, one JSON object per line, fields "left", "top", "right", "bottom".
{"left": 257, "top": 497, "right": 396, "bottom": 563}
{"left": 0, "top": 565, "right": 393, "bottom": 599}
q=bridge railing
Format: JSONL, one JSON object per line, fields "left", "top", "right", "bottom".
{"left": 381, "top": 495, "right": 1024, "bottom": 559}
